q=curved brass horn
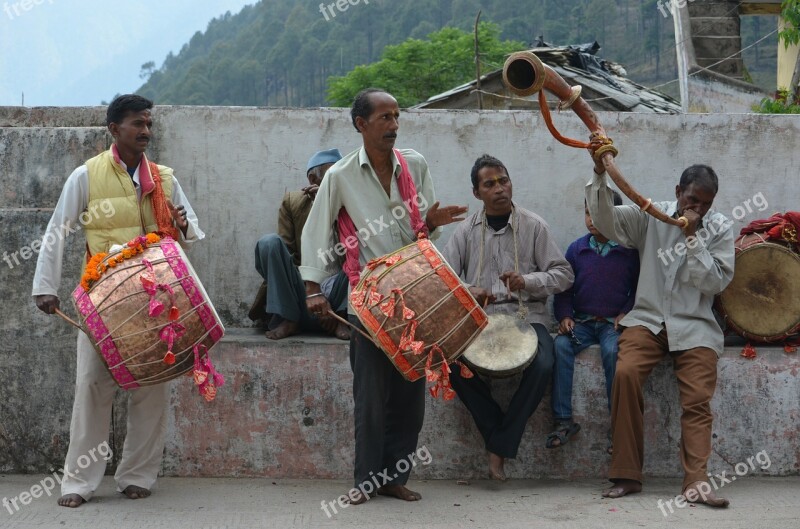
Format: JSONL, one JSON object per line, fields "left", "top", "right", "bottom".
{"left": 502, "top": 51, "right": 686, "bottom": 229}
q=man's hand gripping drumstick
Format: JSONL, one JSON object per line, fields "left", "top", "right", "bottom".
{"left": 305, "top": 282, "right": 377, "bottom": 343}
{"left": 167, "top": 200, "right": 189, "bottom": 236}
{"left": 35, "top": 294, "right": 82, "bottom": 329}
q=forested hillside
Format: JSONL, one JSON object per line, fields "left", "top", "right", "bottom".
{"left": 136, "top": 0, "right": 778, "bottom": 107}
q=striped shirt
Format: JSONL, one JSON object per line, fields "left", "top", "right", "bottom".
{"left": 441, "top": 204, "right": 574, "bottom": 326}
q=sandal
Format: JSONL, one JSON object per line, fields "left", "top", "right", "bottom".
{"left": 545, "top": 420, "right": 581, "bottom": 449}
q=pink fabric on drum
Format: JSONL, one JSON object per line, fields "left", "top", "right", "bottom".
{"left": 160, "top": 240, "right": 224, "bottom": 343}
{"left": 73, "top": 287, "right": 140, "bottom": 389}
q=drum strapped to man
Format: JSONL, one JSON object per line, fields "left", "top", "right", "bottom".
{"left": 63, "top": 233, "right": 226, "bottom": 401}
{"left": 458, "top": 205, "right": 541, "bottom": 379}
{"left": 716, "top": 232, "right": 800, "bottom": 344}
{"left": 460, "top": 313, "right": 539, "bottom": 378}
{"left": 348, "top": 236, "right": 488, "bottom": 399}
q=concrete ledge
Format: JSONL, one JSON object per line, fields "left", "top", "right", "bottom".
{"left": 162, "top": 328, "right": 800, "bottom": 480}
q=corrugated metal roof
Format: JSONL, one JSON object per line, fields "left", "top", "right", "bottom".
{"left": 414, "top": 46, "right": 681, "bottom": 113}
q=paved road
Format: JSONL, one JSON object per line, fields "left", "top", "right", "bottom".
{"left": 1, "top": 475, "right": 798, "bottom": 528}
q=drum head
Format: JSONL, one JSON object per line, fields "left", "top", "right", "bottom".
{"left": 719, "top": 243, "right": 800, "bottom": 339}
{"left": 461, "top": 314, "right": 538, "bottom": 378}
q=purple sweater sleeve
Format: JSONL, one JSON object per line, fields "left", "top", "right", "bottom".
{"left": 553, "top": 241, "right": 577, "bottom": 321}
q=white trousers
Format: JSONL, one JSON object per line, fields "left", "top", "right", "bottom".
{"left": 61, "top": 332, "right": 170, "bottom": 499}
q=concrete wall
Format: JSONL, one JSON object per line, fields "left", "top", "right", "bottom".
{"left": 1, "top": 106, "right": 799, "bottom": 477}
{"left": 161, "top": 332, "right": 799, "bottom": 480}
{"left": 675, "top": 2, "right": 771, "bottom": 112}
{"left": 687, "top": 69, "right": 770, "bottom": 113}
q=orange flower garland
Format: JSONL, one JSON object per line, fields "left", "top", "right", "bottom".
{"left": 80, "top": 233, "right": 162, "bottom": 291}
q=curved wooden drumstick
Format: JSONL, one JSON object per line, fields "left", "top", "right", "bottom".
{"left": 325, "top": 310, "right": 380, "bottom": 347}
{"left": 55, "top": 308, "right": 82, "bottom": 330}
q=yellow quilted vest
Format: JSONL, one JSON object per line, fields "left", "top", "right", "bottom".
{"left": 83, "top": 149, "right": 173, "bottom": 255}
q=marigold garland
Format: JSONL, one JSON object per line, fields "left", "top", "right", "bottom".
{"left": 80, "top": 233, "right": 162, "bottom": 291}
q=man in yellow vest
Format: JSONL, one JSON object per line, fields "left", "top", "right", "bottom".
{"left": 31, "top": 94, "right": 204, "bottom": 508}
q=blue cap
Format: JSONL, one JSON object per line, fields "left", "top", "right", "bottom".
{"left": 307, "top": 148, "right": 342, "bottom": 173}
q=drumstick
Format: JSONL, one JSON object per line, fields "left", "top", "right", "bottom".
{"left": 505, "top": 278, "right": 512, "bottom": 300}
{"left": 326, "top": 310, "right": 379, "bottom": 346}
{"left": 55, "top": 308, "right": 82, "bottom": 330}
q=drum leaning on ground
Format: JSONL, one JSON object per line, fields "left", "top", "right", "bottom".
{"left": 72, "top": 238, "right": 225, "bottom": 389}
{"left": 717, "top": 233, "right": 800, "bottom": 343}
{"left": 350, "top": 237, "right": 489, "bottom": 382}
{"left": 461, "top": 313, "right": 539, "bottom": 378}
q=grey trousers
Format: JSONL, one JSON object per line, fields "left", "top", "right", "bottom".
{"left": 254, "top": 233, "right": 348, "bottom": 328}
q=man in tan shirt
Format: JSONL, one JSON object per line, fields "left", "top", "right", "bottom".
{"left": 443, "top": 154, "right": 573, "bottom": 481}
{"left": 250, "top": 149, "right": 349, "bottom": 340}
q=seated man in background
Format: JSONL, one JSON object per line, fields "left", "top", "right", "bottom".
{"left": 549, "top": 191, "right": 639, "bottom": 454}
{"left": 249, "top": 148, "right": 349, "bottom": 340}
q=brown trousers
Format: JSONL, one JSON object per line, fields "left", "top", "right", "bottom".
{"left": 610, "top": 326, "right": 718, "bottom": 489}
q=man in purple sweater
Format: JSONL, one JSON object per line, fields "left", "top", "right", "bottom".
{"left": 547, "top": 191, "right": 639, "bottom": 452}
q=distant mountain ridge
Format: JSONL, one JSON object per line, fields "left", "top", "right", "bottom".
{"left": 136, "top": 0, "right": 777, "bottom": 107}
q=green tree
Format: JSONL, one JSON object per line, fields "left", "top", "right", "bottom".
{"left": 326, "top": 22, "right": 524, "bottom": 107}
{"left": 757, "top": 0, "right": 800, "bottom": 111}
{"left": 779, "top": 0, "right": 800, "bottom": 47}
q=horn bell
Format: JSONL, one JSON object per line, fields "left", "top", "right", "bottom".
{"left": 502, "top": 51, "right": 547, "bottom": 97}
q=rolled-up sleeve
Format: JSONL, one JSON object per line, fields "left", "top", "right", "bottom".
{"left": 415, "top": 157, "right": 442, "bottom": 241}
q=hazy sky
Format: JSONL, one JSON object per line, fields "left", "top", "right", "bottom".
{"left": 0, "top": 0, "right": 255, "bottom": 107}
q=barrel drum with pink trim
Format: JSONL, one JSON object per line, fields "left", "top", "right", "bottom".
{"left": 349, "top": 237, "right": 488, "bottom": 399}
{"left": 72, "top": 238, "right": 225, "bottom": 390}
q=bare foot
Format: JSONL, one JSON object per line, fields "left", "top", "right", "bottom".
{"left": 265, "top": 319, "right": 299, "bottom": 340}
{"left": 488, "top": 452, "right": 506, "bottom": 481}
{"left": 57, "top": 493, "right": 86, "bottom": 508}
{"left": 345, "top": 489, "right": 371, "bottom": 505}
{"left": 683, "top": 480, "right": 730, "bottom": 508}
{"left": 377, "top": 484, "right": 422, "bottom": 501}
{"left": 121, "top": 485, "right": 151, "bottom": 499}
{"left": 602, "top": 479, "right": 642, "bottom": 498}
{"left": 334, "top": 322, "right": 351, "bottom": 341}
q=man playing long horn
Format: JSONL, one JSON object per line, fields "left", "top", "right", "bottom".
{"left": 586, "top": 154, "right": 734, "bottom": 508}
